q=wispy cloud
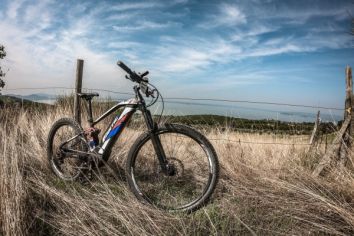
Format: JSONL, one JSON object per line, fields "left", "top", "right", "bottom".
{"left": 105, "top": 13, "right": 136, "bottom": 21}
{"left": 283, "top": 7, "right": 351, "bottom": 23}
{"left": 111, "top": 2, "right": 161, "bottom": 12}
{"left": 110, "top": 0, "right": 188, "bottom": 12}
{"left": 158, "top": 40, "right": 241, "bottom": 73}
{"left": 113, "top": 21, "right": 179, "bottom": 32}
{"left": 6, "top": 0, "right": 23, "bottom": 19}
{"left": 232, "top": 24, "right": 278, "bottom": 40}
{"left": 218, "top": 4, "right": 247, "bottom": 25}
{"left": 199, "top": 3, "right": 247, "bottom": 28}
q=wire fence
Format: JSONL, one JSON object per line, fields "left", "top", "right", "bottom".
{"left": 2, "top": 86, "right": 344, "bottom": 126}
{"left": 0, "top": 86, "right": 341, "bottom": 148}
{"left": 1, "top": 86, "right": 344, "bottom": 111}
{"left": 209, "top": 138, "right": 312, "bottom": 146}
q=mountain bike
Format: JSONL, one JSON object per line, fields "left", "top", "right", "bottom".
{"left": 47, "top": 61, "right": 219, "bottom": 212}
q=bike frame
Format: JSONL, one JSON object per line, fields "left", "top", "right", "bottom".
{"left": 93, "top": 97, "right": 138, "bottom": 155}
{"left": 63, "top": 86, "right": 170, "bottom": 173}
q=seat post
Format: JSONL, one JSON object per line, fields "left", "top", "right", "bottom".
{"left": 77, "top": 93, "right": 99, "bottom": 127}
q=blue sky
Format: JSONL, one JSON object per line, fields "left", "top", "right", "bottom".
{"left": 0, "top": 0, "right": 353, "bottom": 114}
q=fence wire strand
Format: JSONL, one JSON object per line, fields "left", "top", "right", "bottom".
{"left": 209, "top": 138, "right": 312, "bottom": 146}
{"left": 1, "top": 86, "right": 340, "bottom": 147}
{"left": 1, "top": 86, "right": 344, "bottom": 111}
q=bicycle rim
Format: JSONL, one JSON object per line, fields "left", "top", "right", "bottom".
{"left": 130, "top": 130, "right": 214, "bottom": 210}
{"left": 50, "top": 124, "right": 87, "bottom": 179}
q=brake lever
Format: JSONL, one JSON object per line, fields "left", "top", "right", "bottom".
{"left": 148, "top": 88, "right": 157, "bottom": 98}
{"left": 140, "top": 71, "right": 149, "bottom": 77}
{"left": 149, "top": 91, "right": 155, "bottom": 98}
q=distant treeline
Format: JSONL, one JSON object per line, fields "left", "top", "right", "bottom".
{"left": 163, "top": 114, "right": 338, "bottom": 135}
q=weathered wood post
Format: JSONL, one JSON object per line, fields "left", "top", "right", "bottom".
{"left": 313, "top": 66, "right": 352, "bottom": 177}
{"left": 74, "top": 59, "right": 84, "bottom": 125}
{"left": 349, "top": 67, "right": 354, "bottom": 137}
{"left": 339, "top": 66, "right": 353, "bottom": 168}
{"left": 312, "top": 115, "right": 351, "bottom": 177}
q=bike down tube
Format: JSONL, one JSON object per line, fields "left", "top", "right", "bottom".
{"left": 97, "top": 101, "right": 137, "bottom": 155}
{"left": 135, "top": 87, "right": 169, "bottom": 173}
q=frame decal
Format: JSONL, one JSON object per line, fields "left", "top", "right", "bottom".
{"left": 98, "top": 106, "right": 135, "bottom": 154}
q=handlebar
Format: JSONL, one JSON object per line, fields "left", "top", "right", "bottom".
{"left": 117, "top": 60, "right": 149, "bottom": 84}
{"left": 117, "top": 60, "right": 155, "bottom": 98}
{"left": 117, "top": 61, "right": 133, "bottom": 75}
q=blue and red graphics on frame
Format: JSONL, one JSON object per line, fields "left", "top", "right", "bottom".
{"left": 106, "top": 113, "right": 130, "bottom": 139}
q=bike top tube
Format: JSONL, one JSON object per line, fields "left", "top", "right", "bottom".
{"left": 91, "top": 97, "right": 139, "bottom": 126}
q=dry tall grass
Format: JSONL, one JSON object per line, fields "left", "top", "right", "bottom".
{"left": 1, "top": 102, "right": 354, "bottom": 235}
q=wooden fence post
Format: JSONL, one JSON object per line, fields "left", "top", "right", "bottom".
{"left": 339, "top": 66, "right": 353, "bottom": 168}
{"left": 74, "top": 59, "right": 84, "bottom": 125}
{"left": 349, "top": 66, "right": 354, "bottom": 135}
{"left": 312, "top": 115, "right": 351, "bottom": 177}
{"left": 313, "top": 66, "right": 353, "bottom": 177}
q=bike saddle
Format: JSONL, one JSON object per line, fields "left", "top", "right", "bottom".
{"left": 77, "top": 92, "right": 99, "bottom": 100}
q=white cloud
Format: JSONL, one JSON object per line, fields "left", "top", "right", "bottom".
{"left": 130, "top": 37, "right": 243, "bottom": 75}
{"left": 113, "top": 20, "right": 178, "bottom": 32}
{"left": 111, "top": 2, "right": 161, "bottom": 12}
{"left": 230, "top": 24, "right": 278, "bottom": 46}
{"left": 199, "top": 4, "right": 247, "bottom": 28}
{"left": 108, "top": 42, "right": 143, "bottom": 49}
{"left": 6, "top": 0, "right": 23, "bottom": 19}
{"left": 257, "top": 3, "right": 352, "bottom": 25}
{"left": 246, "top": 44, "right": 303, "bottom": 57}
{"left": 171, "top": 0, "right": 188, "bottom": 4}
{"left": 219, "top": 4, "right": 247, "bottom": 25}
{"left": 106, "top": 13, "right": 136, "bottom": 21}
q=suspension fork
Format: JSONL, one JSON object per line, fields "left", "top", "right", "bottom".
{"left": 135, "top": 86, "right": 170, "bottom": 174}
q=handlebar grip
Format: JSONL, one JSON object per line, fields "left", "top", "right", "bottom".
{"left": 117, "top": 61, "right": 133, "bottom": 75}
{"left": 141, "top": 71, "right": 149, "bottom": 77}
{"left": 117, "top": 60, "right": 144, "bottom": 83}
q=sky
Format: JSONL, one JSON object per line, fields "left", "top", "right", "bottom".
{"left": 0, "top": 0, "right": 353, "bottom": 119}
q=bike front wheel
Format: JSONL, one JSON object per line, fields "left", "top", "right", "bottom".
{"left": 126, "top": 123, "right": 219, "bottom": 212}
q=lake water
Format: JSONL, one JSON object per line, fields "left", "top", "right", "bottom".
{"left": 35, "top": 98, "right": 343, "bottom": 123}
{"left": 150, "top": 100, "right": 343, "bottom": 123}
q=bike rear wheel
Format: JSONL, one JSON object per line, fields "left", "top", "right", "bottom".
{"left": 126, "top": 123, "right": 219, "bottom": 212}
{"left": 47, "top": 118, "right": 88, "bottom": 181}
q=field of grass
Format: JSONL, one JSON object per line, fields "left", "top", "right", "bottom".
{"left": 1, "top": 101, "right": 354, "bottom": 235}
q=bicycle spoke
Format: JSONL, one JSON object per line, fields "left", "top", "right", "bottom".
{"left": 131, "top": 130, "right": 212, "bottom": 210}
{"left": 49, "top": 119, "right": 88, "bottom": 180}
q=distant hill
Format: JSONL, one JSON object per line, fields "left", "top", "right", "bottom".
{"left": 5, "top": 93, "right": 57, "bottom": 101}
{"left": 0, "top": 95, "right": 52, "bottom": 109}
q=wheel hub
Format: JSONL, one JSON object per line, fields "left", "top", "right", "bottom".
{"left": 166, "top": 163, "right": 176, "bottom": 176}
{"left": 165, "top": 157, "right": 184, "bottom": 177}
